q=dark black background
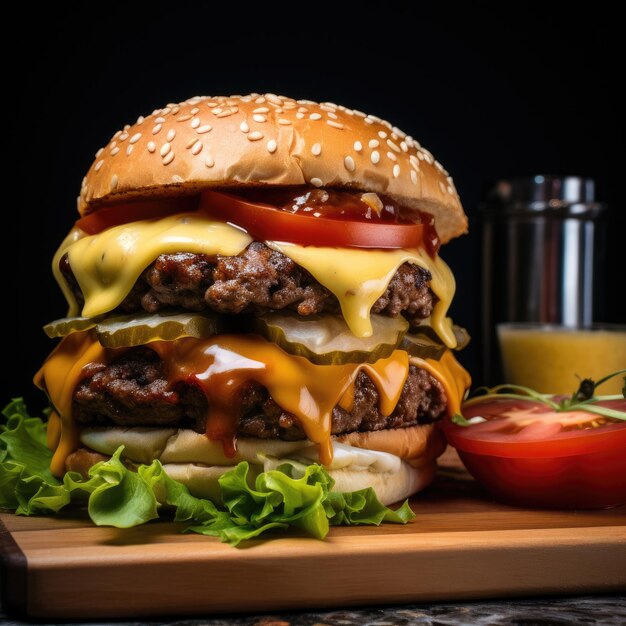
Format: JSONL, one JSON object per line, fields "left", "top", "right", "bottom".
{"left": 11, "top": 2, "right": 623, "bottom": 410}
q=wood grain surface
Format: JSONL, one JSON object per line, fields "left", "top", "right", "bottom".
{"left": 2, "top": 449, "right": 625, "bottom": 619}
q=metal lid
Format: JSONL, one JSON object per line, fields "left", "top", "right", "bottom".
{"left": 482, "top": 175, "right": 606, "bottom": 218}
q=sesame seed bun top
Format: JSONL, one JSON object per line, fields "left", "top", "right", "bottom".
{"left": 80, "top": 93, "right": 467, "bottom": 243}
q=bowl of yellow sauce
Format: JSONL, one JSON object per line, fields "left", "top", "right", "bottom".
{"left": 497, "top": 324, "right": 626, "bottom": 395}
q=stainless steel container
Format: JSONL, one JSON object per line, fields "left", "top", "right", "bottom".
{"left": 480, "top": 175, "right": 606, "bottom": 383}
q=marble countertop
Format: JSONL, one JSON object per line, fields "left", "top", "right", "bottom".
{"left": 2, "top": 595, "right": 624, "bottom": 625}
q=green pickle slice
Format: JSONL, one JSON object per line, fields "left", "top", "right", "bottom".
{"left": 44, "top": 316, "right": 103, "bottom": 338}
{"left": 401, "top": 324, "right": 471, "bottom": 360}
{"left": 253, "top": 312, "right": 408, "bottom": 365}
{"left": 95, "top": 311, "right": 222, "bottom": 348}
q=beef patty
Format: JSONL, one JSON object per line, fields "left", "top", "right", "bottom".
{"left": 73, "top": 348, "right": 448, "bottom": 439}
{"left": 61, "top": 242, "right": 435, "bottom": 321}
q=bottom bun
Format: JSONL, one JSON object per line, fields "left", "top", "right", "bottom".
{"left": 70, "top": 424, "right": 445, "bottom": 506}
{"left": 161, "top": 459, "right": 436, "bottom": 505}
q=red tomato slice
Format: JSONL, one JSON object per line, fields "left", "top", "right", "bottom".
{"left": 198, "top": 189, "right": 427, "bottom": 249}
{"left": 443, "top": 398, "right": 626, "bottom": 509}
{"left": 75, "top": 196, "right": 199, "bottom": 235}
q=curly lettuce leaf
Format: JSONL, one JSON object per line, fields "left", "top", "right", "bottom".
{"left": 1, "top": 399, "right": 415, "bottom": 545}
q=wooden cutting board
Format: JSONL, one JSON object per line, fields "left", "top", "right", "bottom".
{"left": 2, "top": 449, "right": 625, "bottom": 619}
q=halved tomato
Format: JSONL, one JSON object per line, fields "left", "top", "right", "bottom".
{"left": 443, "top": 398, "right": 626, "bottom": 509}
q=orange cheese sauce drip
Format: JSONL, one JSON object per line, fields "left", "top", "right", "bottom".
{"left": 34, "top": 332, "right": 108, "bottom": 477}
{"left": 411, "top": 351, "right": 471, "bottom": 416}
{"left": 151, "top": 335, "right": 409, "bottom": 465}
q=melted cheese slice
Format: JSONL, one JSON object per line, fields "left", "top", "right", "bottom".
{"left": 268, "top": 242, "right": 456, "bottom": 345}
{"left": 53, "top": 213, "right": 457, "bottom": 346}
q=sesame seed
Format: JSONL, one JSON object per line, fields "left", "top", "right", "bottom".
{"left": 354, "top": 141, "right": 363, "bottom": 152}
{"left": 378, "top": 131, "right": 387, "bottom": 139}
{"left": 130, "top": 132, "right": 142, "bottom": 144}
{"left": 176, "top": 114, "right": 192, "bottom": 122}
{"left": 240, "top": 121, "right": 250, "bottom": 133}
{"left": 166, "top": 129, "right": 176, "bottom": 142}
{"left": 171, "top": 106, "right": 180, "bottom": 115}
{"left": 434, "top": 159, "right": 445, "bottom": 171}
{"left": 417, "top": 152, "right": 426, "bottom": 161}
{"left": 162, "top": 151, "right": 175, "bottom": 165}
{"left": 253, "top": 114, "right": 267, "bottom": 123}
{"left": 327, "top": 111, "right": 338, "bottom": 119}
{"left": 95, "top": 160, "right": 104, "bottom": 171}
{"left": 311, "top": 143, "right": 322, "bottom": 156}
{"left": 447, "top": 185, "right": 454, "bottom": 194}
{"left": 320, "top": 104, "right": 335, "bottom": 112}
{"left": 206, "top": 102, "right": 218, "bottom": 108}
{"left": 387, "top": 139, "right": 401, "bottom": 153}
{"left": 364, "top": 118, "right": 374, "bottom": 125}
{"left": 309, "top": 113, "right": 322, "bottom": 120}
{"left": 296, "top": 112, "right": 305, "bottom": 119}
{"left": 161, "top": 107, "right": 172, "bottom": 115}
{"left": 205, "top": 156, "right": 215, "bottom": 168}
{"left": 191, "top": 107, "right": 199, "bottom": 115}
{"left": 400, "top": 141, "right": 408, "bottom": 153}
{"left": 216, "top": 109, "right": 236, "bottom": 118}
{"left": 126, "top": 145, "right": 134, "bottom": 156}
{"left": 278, "top": 118, "right": 292, "bottom": 125}
{"left": 152, "top": 124, "right": 162, "bottom": 135}
{"left": 113, "top": 130, "right": 122, "bottom": 139}
{"left": 110, "top": 175, "right": 118, "bottom": 190}
{"left": 298, "top": 106, "right": 308, "bottom": 113}
{"left": 392, "top": 126, "right": 406, "bottom": 139}
{"left": 368, "top": 139, "right": 379, "bottom": 148}
{"left": 310, "top": 177, "right": 323, "bottom": 187}
{"left": 191, "top": 141, "right": 203, "bottom": 155}
{"left": 196, "top": 124, "right": 212, "bottom": 134}
{"left": 411, "top": 170, "right": 418, "bottom": 185}
{"left": 186, "top": 137, "right": 198, "bottom": 148}
{"left": 326, "top": 120, "right": 344, "bottom": 129}
{"left": 190, "top": 118, "right": 200, "bottom": 129}
{"left": 248, "top": 131, "right": 264, "bottom": 141}
{"left": 160, "top": 142, "right": 171, "bottom": 156}
{"left": 95, "top": 148, "right": 104, "bottom": 157}
{"left": 439, "top": 181, "right": 446, "bottom": 193}
{"left": 344, "top": 155, "right": 356, "bottom": 172}
{"left": 119, "top": 132, "right": 129, "bottom": 142}
{"left": 212, "top": 108, "right": 223, "bottom": 115}
{"left": 393, "top": 164, "right": 400, "bottom": 178}
{"left": 110, "top": 147, "right": 120, "bottom": 156}
{"left": 155, "top": 116, "right": 166, "bottom": 124}
{"left": 371, "top": 150, "right": 380, "bottom": 164}
{"left": 409, "top": 155, "right": 420, "bottom": 170}
{"left": 255, "top": 96, "right": 266, "bottom": 104}
{"left": 386, "top": 151, "right": 397, "bottom": 161}
{"left": 123, "top": 124, "right": 130, "bottom": 131}
{"left": 253, "top": 107, "right": 270, "bottom": 114}
{"left": 283, "top": 102, "right": 297, "bottom": 109}
{"left": 353, "top": 109, "right": 366, "bottom": 117}
{"left": 147, "top": 141, "right": 156, "bottom": 153}
{"left": 267, "top": 139, "right": 277, "bottom": 153}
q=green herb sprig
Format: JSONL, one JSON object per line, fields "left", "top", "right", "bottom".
{"left": 458, "top": 369, "right": 626, "bottom": 423}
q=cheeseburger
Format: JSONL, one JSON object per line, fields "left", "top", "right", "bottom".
{"left": 37, "top": 94, "right": 470, "bottom": 506}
